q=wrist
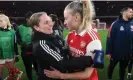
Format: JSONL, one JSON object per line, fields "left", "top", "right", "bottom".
{"left": 60, "top": 73, "right": 65, "bottom": 79}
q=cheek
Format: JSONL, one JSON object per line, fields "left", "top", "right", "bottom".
{"left": 0, "top": 22, "right": 5, "bottom": 26}
{"left": 67, "top": 19, "right": 73, "bottom": 26}
{"left": 3, "top": 22, "right": 7, "bottom": 26}
{"left": 0, "top": 22, "right": 3, "bottom": 24}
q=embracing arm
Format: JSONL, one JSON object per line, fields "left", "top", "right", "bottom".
{"left": 60, "top": 67, "right": 94, "bottom": 79}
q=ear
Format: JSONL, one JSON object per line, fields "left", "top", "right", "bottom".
{"left": 34, "top": 25, "right": 40, "bottom": 31}
{"left": 75, "top": 13, "right": 81, "bottom": 21}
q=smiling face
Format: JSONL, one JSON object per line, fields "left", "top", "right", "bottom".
{"left": 33, "top": 14, "right": 54, "bottom": 34}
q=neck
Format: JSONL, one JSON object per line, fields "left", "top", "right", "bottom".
{"left": 33, "top": 31, "right": 54, "bottom": 42}
{"left": 75, "top": 27, "right": 85, "bottom": 34}
{"left": 122, "top": 15, "right": 128, "bottom": 21}
{"left": 0, "top": 26, "right": 6, "bottom": 29}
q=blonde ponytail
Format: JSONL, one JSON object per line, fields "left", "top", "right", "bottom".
{"left": 79, "top": 0, "right": 95, "bottom": 31}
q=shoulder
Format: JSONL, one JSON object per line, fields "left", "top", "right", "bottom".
{"left": 34, "top": 40, "right": 52, "bottom": 49}
{"left": 10, "top": 29, "right": 15, "bottom": 32}
{"left": 68, "top": 30, "right": 75, "bottom": 36}
{"left": 111, "top": 20, "right": 118, "bottom": 27}
{"left": 85, "top": 30, "right": 100, "bottom": 41}
{"left": 18, "top": 24, "right": 24, "bottom": 27}
{"left": 67, "top": 30, "right": 76, "bottom": 38}
{"left": 9, "top": 29, "right": 15, "bottom": 34}
{"left": 18, "top": 24, "right": 26, "bottom": 29}
{"left": 33, "top": 40, "right": 45, "bottom": 51}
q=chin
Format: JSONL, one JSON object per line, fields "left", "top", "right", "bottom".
{"left": 68, "top": 27, "right": 72, "bottom": 30}
{"left": 48, "top": 31, "right": 53, "bottom": 34}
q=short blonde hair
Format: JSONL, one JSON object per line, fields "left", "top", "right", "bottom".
{"left": 65, "top": 0, "right": 95, "bottom": 31}
{"left": 0, "top": 14, "right": 12, "bottom": 29}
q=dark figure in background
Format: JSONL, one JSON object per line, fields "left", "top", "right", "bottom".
{"left": 106, "top": 7, "right": 133, "bottom": 80}
{"left": 16, "top": 11, "right": 38, "bottom": 80}
{"left": 127, "top": 15, "right": 133, "bottom": 80}
{"left": 11, "top": 20, "right": 18, "bottom": 31}
{"left": 49, "top": 14, "right": 64, "bottom": 38}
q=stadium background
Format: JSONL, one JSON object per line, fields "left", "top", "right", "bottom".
{"left": 0, "top": 1, "right": 133, "bottom": 80}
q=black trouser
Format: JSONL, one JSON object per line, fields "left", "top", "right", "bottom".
{"left": 21, "top": 51, "right": 38, "bottom": 80}
{"left": 108, "top": 58, "right": 129, "bottom": 80}
{"left": 0, "top": 76, "right": 3, "bottom": 80}
{"left": 128, "top": 55, "right": 133, "bottom": 73}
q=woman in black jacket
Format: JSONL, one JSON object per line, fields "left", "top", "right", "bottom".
{"left": 28, "top": 12, "right": 103, "bottom": 80}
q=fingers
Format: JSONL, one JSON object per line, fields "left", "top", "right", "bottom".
{"left": 44, "top": 70, "right": 51, "bottom": 77}
{"left": 44, "top": 71, "right": 52, "bottom": 78}
{"left": 44, "top": 69, "right": 51, "bottom": 74}
{"left": 50, "top": 66, "right": 58, "bottom": 71}
{"left": 44, "top": 69, "right": 57, "bottom": 78}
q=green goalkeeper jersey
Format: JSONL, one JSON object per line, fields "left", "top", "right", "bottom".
{"left": 18, "top": 24, "right": 32, "bottom": 45}
{"left": 0, "top": 29, "right": 15, "bottom": 59}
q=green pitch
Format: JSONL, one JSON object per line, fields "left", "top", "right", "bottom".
{"left": 3, "top": 30, "right": 132, "bottom": 80}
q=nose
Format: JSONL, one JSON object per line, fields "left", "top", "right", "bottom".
{"left": 64, "top": 21, "right": 66, "bottom": 25}
{"left": 64, "top": 20, "right": 67, "bottom": 26}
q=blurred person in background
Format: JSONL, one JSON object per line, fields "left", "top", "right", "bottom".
{"left": 16, "top": 11, "right": 38, "bottom": 80}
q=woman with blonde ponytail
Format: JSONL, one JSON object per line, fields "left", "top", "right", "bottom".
{"left": 0, "top": 14, "right": 23, "bottom": 80}
{"left": 44, "top": 0, "right": 103, "bottom": 80}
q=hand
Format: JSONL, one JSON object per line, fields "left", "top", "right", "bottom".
{"left": 44, "top": 67, "right": 63, "bottom": 79}
{"left": 106, "top": 54, "right": 111, "bottom": 60}
{"left": 15, "top": 55, "right": 19, "bottom": 62}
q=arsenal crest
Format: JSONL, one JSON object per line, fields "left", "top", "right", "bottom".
{"left": 70, "top": 40, "right": 73, "bottom": 43}
{"left": 80, "top": 41, "right": 86, "bottom": 48}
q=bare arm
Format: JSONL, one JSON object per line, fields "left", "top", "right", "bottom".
{"left": 60, "top": 67, "right": 94, "bottom": 79}
{"left": 44, "top": 67, "right": 94, "bottom": 79}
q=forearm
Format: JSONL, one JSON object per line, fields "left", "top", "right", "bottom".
{"left": 60, "top": 67, "right": 94, "bottom": 79}
{"left": 62, "top": 56, "right": 93, "bottom": 70}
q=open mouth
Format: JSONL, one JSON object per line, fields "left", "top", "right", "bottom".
{"left": 64, "top": 24, "right": 68, "bottom": 28}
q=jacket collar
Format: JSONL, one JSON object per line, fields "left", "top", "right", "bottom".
{"left": 32, "top": 31, "right": 56, "bottom": 42}
{"left": 0, "top": 27, "right": 10, "bottom": 31}
{"left": 117, "top": 15, "right": 132, "bottom": 22}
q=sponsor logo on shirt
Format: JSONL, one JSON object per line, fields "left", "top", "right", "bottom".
{"left": 69, "top": 46, "right": 84, "bottom": 57}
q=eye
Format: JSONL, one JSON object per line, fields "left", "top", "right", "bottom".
{"left": 65, "top": 18, "right": 67, "bottom": 20}
{"left": 44, "top": 21, "right": 48, "bottom": 24}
